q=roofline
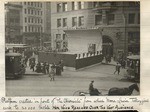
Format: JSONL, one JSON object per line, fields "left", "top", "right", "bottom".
{"left": 5, "top": 3, "right": 22, "bottom": 8}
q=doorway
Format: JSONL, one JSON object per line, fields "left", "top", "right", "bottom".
{"left": 102, "top": 35, "right": 113, "bottom": 57}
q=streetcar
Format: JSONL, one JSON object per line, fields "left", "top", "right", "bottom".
{"left": 6, "top": 43, "right": 34, "bottom": 60}
{"left": 5, "top": 52, "right": 26, "bottom": 79}
{"left": 6, "top": 43, "right": 29, "bottom": 51}
{"left": 126, "top": 55, "right": 140, "bottom": 82}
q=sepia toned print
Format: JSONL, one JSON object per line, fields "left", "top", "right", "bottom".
{"left": 5, "top": 1, "right": 140, "bottom": 96}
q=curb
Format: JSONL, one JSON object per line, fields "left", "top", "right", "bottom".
{"left": 101, "top": 62, "right": 116, "bottom": 66}
{"left": 25, "top": 72, "right": 45, "bottom": 76}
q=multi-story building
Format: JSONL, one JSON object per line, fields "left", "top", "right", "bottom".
{"left": 5, "top": 2, "right": 51, "bottom": 46}
{"left": 21, "top": 2, "right": 47, "bottom": 46}
{"left": 43, "top": 2, "right": 51, "bottom": 48}
{"left": 5, "top": 3, "right": 23, "bottom": 43}
{"left": 43, "top": 2, "right": 51, "bottom": 37}
{"left": 51, "top": 2, "right": 140, "bottom": 58}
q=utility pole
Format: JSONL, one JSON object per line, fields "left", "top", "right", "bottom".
{"left": 39, "top": 27, "right": 42, "bottom": 49}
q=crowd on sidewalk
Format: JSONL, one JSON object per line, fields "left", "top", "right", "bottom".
{"left": 113, "top": 59, "right": 126, "bottom": 75}
{"left": 24, "top": 54, "right": 64, "bottom": 81}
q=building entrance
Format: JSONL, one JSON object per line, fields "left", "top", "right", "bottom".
{"left": 102, "top": 36, "right": 113, "bottom": 57}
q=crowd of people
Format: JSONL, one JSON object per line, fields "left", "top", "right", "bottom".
{"left": 103, "top": 54, "right": 127, "bottom": 75}
{"left": 26, "top": 56, "right": 64, "bottom": 81}
{"left": 18, "top": 46, "right": 66, "bottom": 81}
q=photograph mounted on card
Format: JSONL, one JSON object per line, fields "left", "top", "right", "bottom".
{"left": 5, "top": 1, "right": 140, "bottom": 96}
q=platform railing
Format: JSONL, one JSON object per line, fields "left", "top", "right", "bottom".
{"left": 75, "top": 51, "right": 102, "bottom": 59}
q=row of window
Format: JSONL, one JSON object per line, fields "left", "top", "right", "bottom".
{"left": 57, "top": 14, "right": 137, "bottom": 28}
{"left": 25, "top": 17, "right": 43, "bottom": 24}
{"left": 57, "top": 2, "right": 84, "bottom": 12}
{"left": 24, "top": 26, "right": 43, "bottom": 32}
{"left": 24, "top": 8, "right": 43, "bottom": 16}
{"left": 56, "top": 2, "right": 139, "bottom": 13}
{"left": 95, "top": 14, "right": 115, "bottom": 25}
{"left": 93, "top": 2, "right": 139, "bottom": 8}
{"left": 24, "top": 2, "right": 42, "bottom": 8}
{"left": 56, "top": 13, "right": 139, "bottom": 28}
{"left": 57, "top": 16, "right": 84, "bottom": 27}
{"left": 95, "top": 13, "right": 140, "bottom": 25}
{"left": 72, "top": 2, "right": 84, "bottom": 10}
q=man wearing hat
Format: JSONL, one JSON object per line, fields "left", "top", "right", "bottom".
{"left": 89, "top": 81, "right": 94, "bottom": 93}
{"left": 89, "top": 80, "right": 101, "bottom": 96}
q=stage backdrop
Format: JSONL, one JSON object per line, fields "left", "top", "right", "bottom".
{"left": 64, "top": 29, "right": 102, "bottom": 54}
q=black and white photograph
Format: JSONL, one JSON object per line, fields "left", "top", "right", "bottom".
{"left": 5, "top": 1, "right": 140, "bottom": 96}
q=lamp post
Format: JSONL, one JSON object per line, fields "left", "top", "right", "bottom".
{"left": 116, "top": 30, "right": 121, "bottom": 48}
{"left": 116, "top": 30, "right": 122, "bottom": 61}
{"left": 39, "top": 39, "right": 41, "bottom": 48}
{"left": 122, "top": 2, "right": 127, "bottom": 59}
{"left": 39, "top": 27, "right": 42, "bottom": 49}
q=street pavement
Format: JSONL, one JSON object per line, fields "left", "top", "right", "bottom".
{"left": 6, "top": 63, "right": 139, "bottom": 96}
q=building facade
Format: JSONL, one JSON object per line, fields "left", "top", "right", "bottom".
{"left": 5, "top": 3, "right": 23, "bottom": 44}
{"left": 5, "top": 2, "right": 51, "bottom": 47}
{"left": 51, "top": 2, "right": 140, "bottom": 58}
{"left": 21, "top": 2, "right": 51, "bottom": 47}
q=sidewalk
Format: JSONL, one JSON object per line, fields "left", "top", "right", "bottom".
{"left": 63, "top": 63, "right": 128, "bottom": 81}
